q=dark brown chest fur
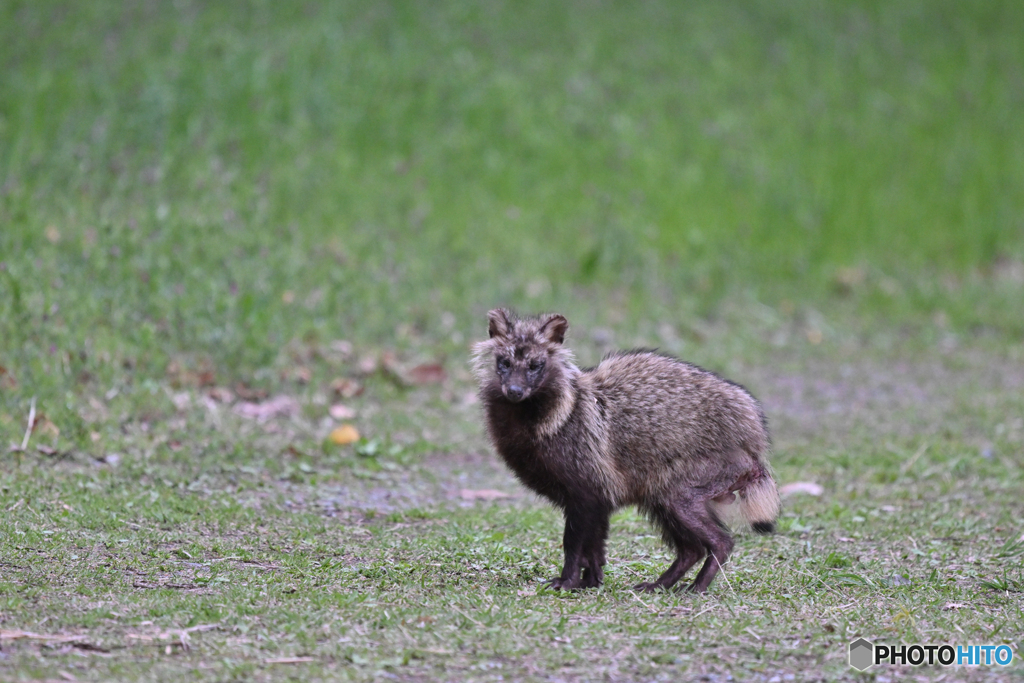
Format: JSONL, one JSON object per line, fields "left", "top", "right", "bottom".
{"left": 482, "top": 384, "right": 602, "bottom": 510}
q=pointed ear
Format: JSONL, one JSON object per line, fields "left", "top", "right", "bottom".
{"left": 487, "top": 308, "right": 512, "bottom": 339}
{"left": 539, "top": 314, "right": 568, "bottom": 345}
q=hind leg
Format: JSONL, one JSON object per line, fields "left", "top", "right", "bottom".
{"left": 634, "top": 546, "right": 704, "bottom": 592}
{"left": 669, "top": 456, "right": 753, "bottom": 593}
{"left": 634, "top": 502, "right": 705, "bottom": 592}
{"left": 679, "top": 499, "right": 735, "bottom": 594}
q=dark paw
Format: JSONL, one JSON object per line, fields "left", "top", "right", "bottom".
{"left": 543, "top": 577, "right": 581, "bottom": 591}
{"left": 579, "top": 569, "right": 603, "bottom": 588}
{"left": 632, "top": 581, "right": 667, "bottom": 593}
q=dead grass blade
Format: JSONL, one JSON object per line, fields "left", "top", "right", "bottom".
{"left": 265, "top": 656, "right": 318, "bottom": 664}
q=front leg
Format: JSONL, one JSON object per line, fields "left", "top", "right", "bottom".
{"left": 545, "top": 513, "right": 585, "bottom": 590}
{"left": 546, "top": 504, "right": 609, "bottom": 591}
{"left": 579, "top": 512, "right": 610, "bottom": 588}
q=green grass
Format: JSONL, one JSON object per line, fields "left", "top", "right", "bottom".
{"left": 3, "top": 0, "right": 1024, "bottom": 396}
{"left": 2, "top": 371, "right": 1023, "bottom": 681}
{"left": 2, "top": 0, "right": 1024, "bottom": 680}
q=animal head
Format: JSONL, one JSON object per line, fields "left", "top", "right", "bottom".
{"left": 472, "top": 308, "right": 573, "bottom": 403}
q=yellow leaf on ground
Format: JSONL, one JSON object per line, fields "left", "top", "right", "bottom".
{"left": 329, "top": 424, "right": 360, "bottom": 445}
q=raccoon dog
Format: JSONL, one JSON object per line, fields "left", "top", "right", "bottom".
{"left": 472, "top": 309, "right": 780, "bottom": 593}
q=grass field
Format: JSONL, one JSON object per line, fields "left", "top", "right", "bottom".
{"left": 2, "top": 1, "right": 1023, "bottom": 680}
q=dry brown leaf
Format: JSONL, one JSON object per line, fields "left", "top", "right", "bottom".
{"left": 232, "top": 395, "right": 300, "bottom": 422}
{"left": 460, "top": 488, "right": 511, "bottom": 501}
{"left": 233, "top": 383, "right": 269, "bottom": 401}
{"left": 381, "top": 351, "right": 401, "bottom": 373}
{"left": 330, "top": 377, "right": 363, "bottom": 398}
{"left": 408, "top": 363, "right": 446, "bottom": 385}
{"left": 358, "top": 355, "right": 379, "bottom": 375}
{"left": 779, "top": 481, "right": 824, "bottom": 497}
{"left": 329, "top": 424, "right": 360, "bottom": 445}
{"left": 328, "top": 404, "right": 356, "bottom": 420}
{"left": 169, "top": 392, "right": 191, "bottom": 411}
{"left": 35, "top": 416, "right": 60, "bottom": 440}
{"left": 45, "top": 225, "right": 61, "bottom": 243}
{"left": 205, "top": 387, "right": 235, "bottom": 403}
{"left": 329, "top": 339, "right": 353, "bottom": 357}
{"left": 834, "top": 266, "right": 866, "bottom": 295}
{"left": 0, "top": 365, "right": 16, "bottom": 390}
{"left": 166, "top": 359, "right": 216, "bottom": 388}
{"left": 279, "top": 366, "right": 312, "bottom": 384}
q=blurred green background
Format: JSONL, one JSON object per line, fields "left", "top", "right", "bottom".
{"left": 2, "top": 0, "right": 1023, "bottom": 426}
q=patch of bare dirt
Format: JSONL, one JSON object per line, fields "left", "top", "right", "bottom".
{"left": 247, "top": 347, "right": 1024, "bottom": 514}
{"left": 751, "top": 350, "right": 1024, "bottom": 447}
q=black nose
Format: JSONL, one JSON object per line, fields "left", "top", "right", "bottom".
{"left": 506, "top": 385, "right": 524, "bottom": 402}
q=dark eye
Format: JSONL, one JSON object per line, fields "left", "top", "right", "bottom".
{"left": 528, "top": 360, "right": 544, "bottom": 372}
{"left": 497, "top": 357, "right": 511, "bottom": 370}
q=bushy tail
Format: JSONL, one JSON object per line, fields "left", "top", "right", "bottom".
{"left": 739, "top": 473, "right": 781, "bottom": 534}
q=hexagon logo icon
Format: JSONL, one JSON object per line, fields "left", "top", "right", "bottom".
{"left": 849, "top": 638, "right": 874, "bottom": 670}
